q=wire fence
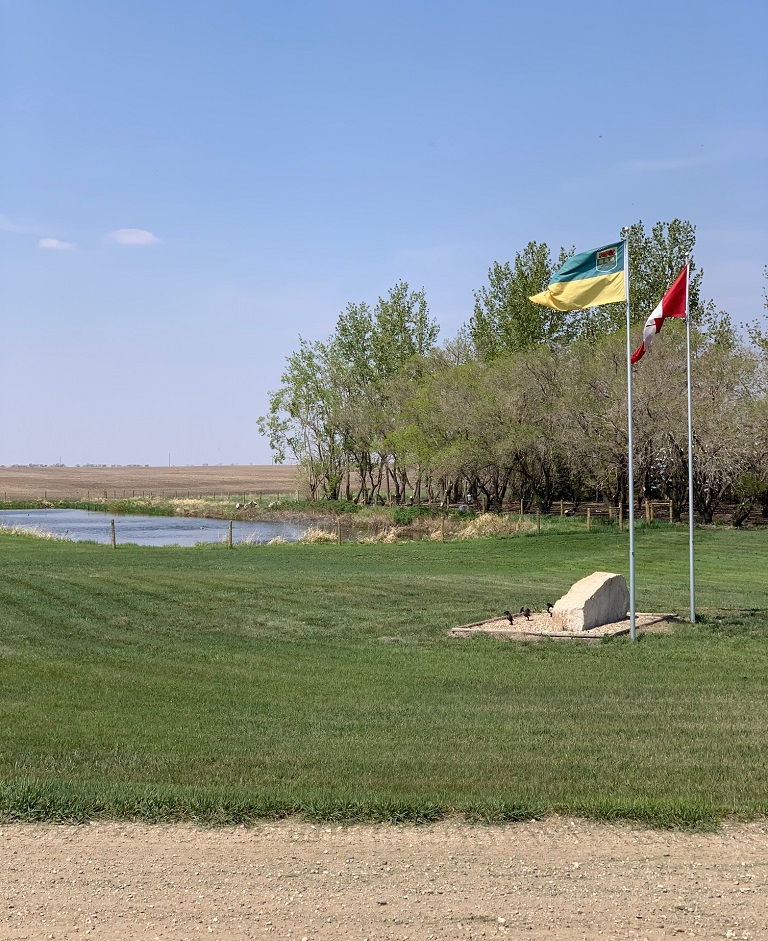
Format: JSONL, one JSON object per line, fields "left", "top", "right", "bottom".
{"left": 0, "top": 490, "right": 765, "bottom": 527}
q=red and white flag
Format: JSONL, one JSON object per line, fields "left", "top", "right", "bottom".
{"left": 631, "top": 264, "right": 689, "bottom": 364}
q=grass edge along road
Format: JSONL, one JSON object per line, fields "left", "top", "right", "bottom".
{"left": 1, "top": 527, "right": 766, "bottom": 830}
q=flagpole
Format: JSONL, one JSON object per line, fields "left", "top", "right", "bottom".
{"left": 684, "top": 256, "right": 696, "bottom": 622}
{"left": 622, "top": 227, "right": 636, "bottom": 642}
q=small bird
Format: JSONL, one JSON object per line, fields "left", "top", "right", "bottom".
{"left": 519, "top": 607, "right": 531, "bottom": 621}
{"left": 502, "top": 610, "right": 514, "bottom": 625}
{"left": 546, "top": 602, "right": 554, "bottom": 617}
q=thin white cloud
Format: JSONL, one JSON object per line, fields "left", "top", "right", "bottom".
{"left": 39, "top": 237, "right": 77, "bottom": 251}
{"left": 106, "top": 228, "right": 161, "bottom": 246}
{"left": 625, "top": 154, "right": 711, "bottom": 173}
{"left": 0, "top": 213, "right": 41, "bottom": 235}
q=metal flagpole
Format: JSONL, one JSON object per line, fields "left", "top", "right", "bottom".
{"left": 684, "top": 256, "right": 696, "bottom": 622}
{"left": 622, "top": 227, "right": 636, "bottom": 642}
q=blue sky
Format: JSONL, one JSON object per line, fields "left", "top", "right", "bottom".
{"left": 2, "top": 0, "right": 766, "bottom": 466}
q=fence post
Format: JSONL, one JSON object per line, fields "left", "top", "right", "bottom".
{"left": 669, "top": 500, "right": 673, "bottom": 522}
{"left": 441, "top": 514, "right": 446, "bottom": 542}
{"left": 650, "top": 502, "right": 654, "bottom": 522}
{"left": 537, "top": 511, "right": 541, "bottom": 533}
{"left": 110, "top": 519, "right": 116, "bottom": 549}
{"left": 228, "top": 520, "right": 233, "bottom": 548}
{"left": 560, "top": 499, "right": 564, "bottom": 516}
{"left": 645, "top": 500, "right": 651, "bottom": 525}
{"left": 587, "top": 507, "right": 591, "bottom": 531}
{"left": 619, "top": 502, "right": 624, "bottom": 530}
{"left": 336, "top": 518, "right": 342, "bottom": 545}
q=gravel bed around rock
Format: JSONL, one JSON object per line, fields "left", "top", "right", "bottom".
{"left": 450, "top": 612, "right": 679, "bottom": 642}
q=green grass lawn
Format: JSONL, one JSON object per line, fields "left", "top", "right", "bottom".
{"left": 1, "top": 525, "right": 766, "bottom": 828}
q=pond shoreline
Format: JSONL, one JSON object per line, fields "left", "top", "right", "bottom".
{"left": 0, "top": 507, "right": 307, "bottom": 547}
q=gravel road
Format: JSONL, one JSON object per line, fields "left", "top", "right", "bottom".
{"left": 3, "top": 818, "right": 766, "bottom": 940}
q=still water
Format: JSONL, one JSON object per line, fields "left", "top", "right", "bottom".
{"left": 0, "top": 509, "right": 306, "bottom": 547}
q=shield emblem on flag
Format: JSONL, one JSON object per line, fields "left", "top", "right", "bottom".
{"left": 596, "top": 247, "right": 618, "bottom": 273}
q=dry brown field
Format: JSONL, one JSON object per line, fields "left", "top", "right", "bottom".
{"left": 0, "top": 465, "right": 299, "bottom": 501}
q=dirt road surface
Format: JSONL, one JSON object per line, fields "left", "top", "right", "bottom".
{"left": 2, "top": 818, "right": 766, "bottom": 940}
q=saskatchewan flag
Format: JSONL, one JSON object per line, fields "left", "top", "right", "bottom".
{"left": 529, "top": 241, "right": 626, "bottom": 311}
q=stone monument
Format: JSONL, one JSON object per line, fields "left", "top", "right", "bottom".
{"left": 551, "top": 571, "right": 629, "bottom": 631}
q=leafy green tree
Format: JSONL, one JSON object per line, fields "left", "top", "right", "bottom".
{"left": 688, "top": 340, "right": 766, "bottom": 523}
{"left": 261, "top": 282, "right": 438, "bottom": 504}
{"left": 257, "top": 339, "right": 347, "bottom": 499}
{"left": 372, "top": 281, "right": 438, "bottom": 373}
{"left": 333, "top": 282, "right": 439, "bottom": 502}
{"left": 468, "top": 241, "right": 575, "bottom": 359}
{"left": 561, "top": 333, "right": 632, "bottom": 512}
{"left": 393, "top": 349, "right": 572, "bottom": 512}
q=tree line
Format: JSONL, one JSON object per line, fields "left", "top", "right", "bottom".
{"left": 259, "top": 220, "right": 768, "bottom": 525}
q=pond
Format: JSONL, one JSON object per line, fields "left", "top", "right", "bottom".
{"left": 0, "top": 509, "right": 306, "bottom": 547}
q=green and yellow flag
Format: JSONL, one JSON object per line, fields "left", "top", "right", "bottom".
{"left": 529, "top": 241, "right": 626, "bottom": 311}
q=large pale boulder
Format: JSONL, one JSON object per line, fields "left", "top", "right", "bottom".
{"left": 552, "top": 572, "right": 629, "bottom": 631}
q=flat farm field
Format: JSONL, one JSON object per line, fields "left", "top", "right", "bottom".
{"left": 0, "top": 464, "right": 299, "bottom": 501}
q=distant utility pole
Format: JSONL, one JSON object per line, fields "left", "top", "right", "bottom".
{"left": 168, "top": 453, "right": 171, "bottom": 467}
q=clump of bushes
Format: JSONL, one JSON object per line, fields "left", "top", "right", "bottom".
{"left": 300, "top": 526, "right": 338, "bottom": 544}
{"left": 456, "top": 513, "right": 538, "bottom": 539}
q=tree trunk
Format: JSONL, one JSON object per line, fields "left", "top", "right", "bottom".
{"left": 731, "top": 498, "right": 754, "bottom": 528}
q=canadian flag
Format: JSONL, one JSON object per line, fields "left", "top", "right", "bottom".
{"left": 631, "top": 265, "right": 688, "bottom": 364}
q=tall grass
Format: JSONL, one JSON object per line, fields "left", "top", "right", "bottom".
{"left": 1, "top": 527, "right": 766, "bottom": 828}
{"left": 0, "top": 524, "right": 70, "bottom": 540}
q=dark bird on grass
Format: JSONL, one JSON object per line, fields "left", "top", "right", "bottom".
{"left": 546, "top": 602, "right": 554, "bottom": 617}
{"left": 502, "top": 610, "right": 514, "bottom": 625}
{"left": 519, "top": 607, "right": 531, "bottom": 621}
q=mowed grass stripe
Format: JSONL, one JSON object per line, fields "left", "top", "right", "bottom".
{"left": 0, "top": 528, "right": 767, "bottom": 826}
